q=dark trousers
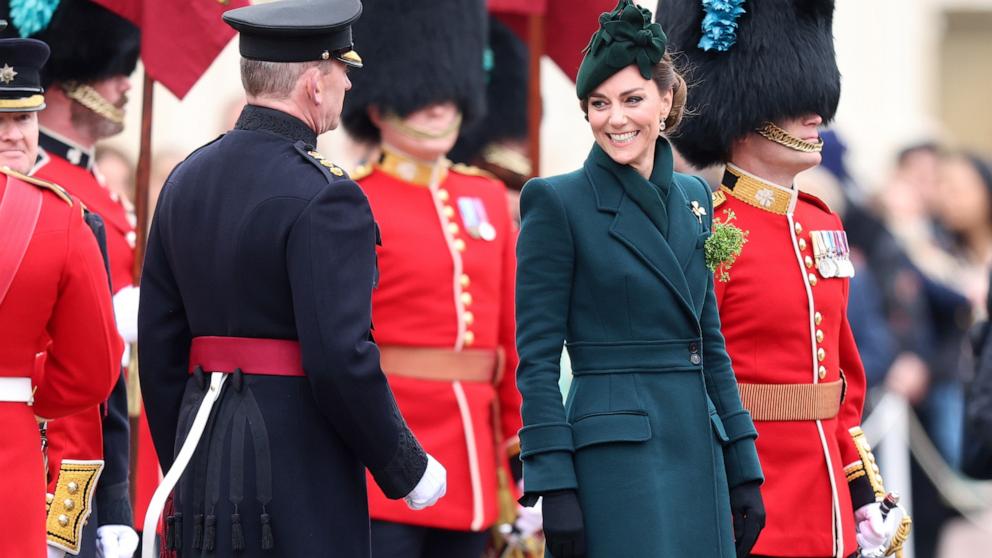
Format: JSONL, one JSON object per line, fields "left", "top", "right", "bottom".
{"left": 371, "top": 520, "right": 490, "bottom": 558}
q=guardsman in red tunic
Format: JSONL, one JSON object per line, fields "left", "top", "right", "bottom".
{"left": 342, "top": 1, "right": 524, "bottom": 556}
{"left": 660, "top": 1, "right": 912, "bottom": 557}
{"left": 3, "top": 2, "right": 142, "bottom": 556}
{"left": 0, "top": 35, "right": 121, "bottom": 558}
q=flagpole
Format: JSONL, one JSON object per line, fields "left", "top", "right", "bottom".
{"left": 128, "top": 70, "right": 154, "bottom": 506}
{"left": 526, "top": 12, "right": 543, "bottom": 177}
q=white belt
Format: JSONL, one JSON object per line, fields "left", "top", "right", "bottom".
{"left": 0, "top": 377, "right": 33, "bottom": 403}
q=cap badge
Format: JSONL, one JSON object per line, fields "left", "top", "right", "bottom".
{"left": 0, "top": 64, "right": 17, "bottom": 84}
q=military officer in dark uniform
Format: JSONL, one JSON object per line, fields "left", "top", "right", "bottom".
{"left": 138, "top": 1, "right": 446, "bottom": 557}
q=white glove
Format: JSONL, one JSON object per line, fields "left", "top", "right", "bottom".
{"left": 112, "top": 285, "right": 139, "bottom": 344}
{"left": 46, "top": 545, "right": 65, "bottom": 558}
{"left": 856, "top": 503, "right": 905, "bottom": 557}
{"left": 96, "top": 524, "right": 139, "bottom": 558}
{"left": 404, "top": 454, "right": 446, "bottom": 510}
{"left": 514, "top": 497, "right": 543, "bottom": 538}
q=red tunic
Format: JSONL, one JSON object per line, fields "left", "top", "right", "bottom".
{"left": 0, "top": 174, "right": 120, "bottom": 557}
{"left": 358, "top": 152, "right": 522, "bottom": 531}
{"left": 714, "top": 165, "right": 866, "bottom": 558}
{"left": 33, "top": 135, "right": 160, "bottom": 531}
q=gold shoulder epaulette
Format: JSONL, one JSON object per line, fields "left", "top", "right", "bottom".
{"left": 451, "top": 162, "right": 498, "bottom": 181}
{"left": 1, "top": 165, "right": 73, "bottom": 206}
{"left": 350, "top": 162, "right": 373, "bottom": 181}
{"left": 712, "top": 190, "right": 727, "bottom": 209}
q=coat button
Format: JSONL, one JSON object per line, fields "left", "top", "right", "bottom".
{"left": 464, "top": 331, "right": 475, "bottom": 346}
{"left": 815, "top": 312, "right": 823, "bottom": 325}
{"left": 816, "top": 329, "right": 824, "bottom": 343}
{"left": 688, "top": 342, "right": 698, "bottom": 353}
{"left": 690, "top": 353, "right": 701, "bottom": 365}
{"left": 460, "top": 274, "right": 471, "bottom": 288}
{"left": 463, "top": 311, "right": 474, "bottom": 325}
{"left": 808, "top": 273, "right": 818, "bottom": 286}
{"left": 454, "top": 239, "right": 466, "bottom": 252}
{"left": 805, "top": 256, "right": 814, "bottom": 269}
{"left": 447, "top": 222, "right": 460, "bottom": 235}
{"left": 795, "top": 222, "right": 803, "bottom": 234}
{"left": 437, "top": 189, "right": 450, "bottom": 202}
{"left": 818, "top": 366, "right": 827, "bottom": 379}
{"left": 58, "top": 514, "right": 69, "bottom": 527}
{"left": 67, "top": 482, "right": 79, "bottom": 495}
{"left": 63, "top": 498, "right": 75, "bottom": 511}
{"left": 443, "top": 205, "right": 455, "bottom": 218}
{"left": 460, "top": 292, "right": 473, "bottom": 306}
{"left": 817, "top": 348, "right": 826, "bottom": 362}
{"left": 798, "top": 238, "right": 807, "bottom": 251}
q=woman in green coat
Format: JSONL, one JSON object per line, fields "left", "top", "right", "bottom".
{"left": 515, "top": 2, "right": 765, "bottom": 557}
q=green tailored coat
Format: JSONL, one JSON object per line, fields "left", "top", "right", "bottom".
{"left": 516, "top": 139, "right": 763, "bottom": 557}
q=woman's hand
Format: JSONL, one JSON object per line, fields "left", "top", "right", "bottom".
{"left": 729, "top": 480, "right": 765, "bottom": 558}
{"left": 541, "top": 489, "right": 586, "bottom": 558}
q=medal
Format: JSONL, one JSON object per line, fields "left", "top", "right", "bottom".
{"left": 457, "top": 197, "right": 496, "bottom": 241}
{"left": 812, "top": 232, "right": 837, "bottom": 278}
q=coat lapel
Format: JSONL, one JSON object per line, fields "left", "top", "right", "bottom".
{"left": 584, "top": 146, "right": 696, "bottom": 321}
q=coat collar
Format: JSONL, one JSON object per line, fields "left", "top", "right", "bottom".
{"left": 38, "top": 128, "right": 94, "bottom": 171}
{"left": 720, "top": 163, "right": 798, "bottom": 216}
{"left": 583, "top": 138, "right": 698, "bottom": 319}
{"left": 235, "top": 104, "right": 318, "bottom": 148}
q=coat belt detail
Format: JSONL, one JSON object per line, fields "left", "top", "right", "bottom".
{"left": 379, "top": 346, "right": 500, "bottom": 383}
{"left": 188, "top": 336, "right": 304, "bottom": 376}
{"left": 566, "top": 339, "right": 703, "bottom": 375}
{"left": 738, "top": 380, "right": 843, "bottom": 421}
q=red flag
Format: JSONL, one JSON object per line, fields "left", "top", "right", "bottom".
{"left": 92, "top": 0, "right": 248, "bottom": 99}
{"left": 489, "top": 0, "right": 615, "bottom": 81}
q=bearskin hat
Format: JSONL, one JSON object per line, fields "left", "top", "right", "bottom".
{"left": 341, "top": 0, "right": 487, "bottom": 144}
{"left": 448, "top": 18, "right": 529, "bottom": 166}
{"left": 0, "top": 0, "right": 139, "bottom": 87}
{"left": 657, "top": 0, "right": 841, "bottom": 168}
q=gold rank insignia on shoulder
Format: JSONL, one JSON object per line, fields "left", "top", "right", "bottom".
{"left": 810, "top": 230, "right": 855, "bottom": 278}
{"left": 319, "top": 159, "right": 345, "bottom": 176}
{"left": 47, "top": 460, "right": 103, "bottom": 554}
{"left": 451, "top": 162, "right": 498, "bottom": 181}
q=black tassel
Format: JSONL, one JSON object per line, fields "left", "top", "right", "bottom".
{"left": 192, "top": 513, "right": 204, "bottom": 549}
{"left": 174, "top": 512, "right": 183, "bottom": 550}
{"left": 260, "top": 513, "right": 274, "bottom": 550}
{"left": 203, "top": 514, "right": 217, "bottom": 552}
{"left": 231, "top": 513, "right": 246, "bottom": 552}
{"left": 165, "top": 515, "right": 176, "bottom": 550}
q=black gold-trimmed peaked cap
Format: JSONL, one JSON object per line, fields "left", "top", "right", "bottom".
{"left": 223, "top": 0, "right": 363, "bottom": 67}
{"left": 0, "top": 29, "right": 49, "bottom": 112}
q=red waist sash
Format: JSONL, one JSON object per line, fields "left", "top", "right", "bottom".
{"left": 188, "top": 336, "right": 304, "bottom": 377}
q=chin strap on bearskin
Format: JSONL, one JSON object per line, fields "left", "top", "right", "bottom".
{"left": 755, "top": 122, "right": 823, "bottom": 153}
{"left": 63, "top": 81, "right": 125, "bottom": 124}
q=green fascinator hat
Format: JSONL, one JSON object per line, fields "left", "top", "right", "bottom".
{"left": 575, "top": 0, "right": 667, "bottom": 99}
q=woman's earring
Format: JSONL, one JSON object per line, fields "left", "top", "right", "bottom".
{"left": 659, "top": 120, "right": 667, "bottom": 135}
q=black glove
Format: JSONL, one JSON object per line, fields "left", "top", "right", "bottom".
{"left": 541, "top": 489, "right": 586, "bottom": 558}
{"left": 730, "top": 481, "right": 765, "bottom": 558}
